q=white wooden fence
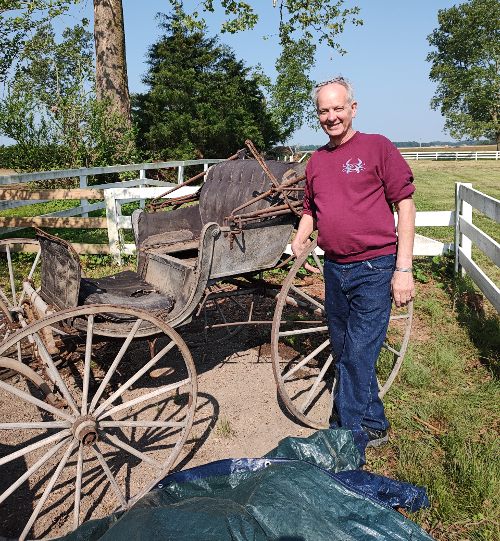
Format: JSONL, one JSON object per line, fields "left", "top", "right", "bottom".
{"left": 1, "top": 165, "right": 498, "bottom": 311}
{"left": 294, "top": 150, "right": 499, "bottom": 162}
{"left": 0, "top": 159, "right": 222, "bottom": 237}
{"left": 401, "top": 151, "right": 499, "bottom": 161}
{"left": 454, "top": 183, "right": 500, "bottom": 311}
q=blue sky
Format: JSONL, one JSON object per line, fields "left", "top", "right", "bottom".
{"left": 20, "top": 1, "right": 463, "bottom": 146}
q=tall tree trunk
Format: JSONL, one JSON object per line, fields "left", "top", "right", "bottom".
{"left": 93, "top": 0, "right": 131, "bottom": 124}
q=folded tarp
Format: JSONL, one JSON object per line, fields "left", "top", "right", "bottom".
{"left": 59, "top": 429, "right": 433, "bottom": 541}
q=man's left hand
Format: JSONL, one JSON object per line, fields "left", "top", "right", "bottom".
{"left": 391, "top": 271, "right": 415, "bottom": 307}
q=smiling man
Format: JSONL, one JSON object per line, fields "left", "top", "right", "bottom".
{"left": 291, "top": 76, "right": 416, "bottom": 449}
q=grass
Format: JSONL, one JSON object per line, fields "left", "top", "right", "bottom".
{"left": 368, "top": 255, "right": 499, "bottom": 541}
{"left": 214, "top": 417, "right": 236, "bottom": 439}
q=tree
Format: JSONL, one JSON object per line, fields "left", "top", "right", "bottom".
{"left": 427, "top": 0, "right": 500, "bottom": 148}
{"left": 0, "top": 0, "right": 78, "bottom": 82}
{"left": 133, "top": 13, "right": 282, "bottom": 158}
{"left": 93, "top": 0, "right": 131, "bottom": 123}
{"left": 90, "top": 0, "right": 361, "bottom": 143}
{"left": 0, "top": 17, "right": 137, "bottom": 170}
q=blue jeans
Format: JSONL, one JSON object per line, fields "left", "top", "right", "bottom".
{"left": 324, "top": 254, "right": 394, "bottom": 432}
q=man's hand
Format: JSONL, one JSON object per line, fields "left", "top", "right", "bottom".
{"left": 391, "top": 270, "right": 415, "bottom": 307}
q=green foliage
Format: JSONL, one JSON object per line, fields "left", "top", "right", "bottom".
{"left": 133, "top": 12, "right": 283, "bottom": 158}
{"left": 0, "top": 0, "right": 80, "bottom": 81}
{"left": 427, "top": 0, "right": 500, "bottom": 147}
{"left": 0, "top": 13, "right": 138, "bottom": 171}
{"left": 165, "top": 0, "right": 362, "bottom": 138}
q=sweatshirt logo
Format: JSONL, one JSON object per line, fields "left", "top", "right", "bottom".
{"left": 342, "top": 158, "right": 365, "bottom": 174}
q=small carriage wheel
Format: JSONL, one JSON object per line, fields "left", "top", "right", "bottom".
{"left": 0, "top": 238, "right": 41, "bottom": 317}
{"left": 271, "top": 240, "right": 413, "bottom": 429}
{"left": 186, "top": 281, "right": 258, "bottom": 345}
{"left": 0, "top": 239, "right": 41, "bottom": 371}
{"left": 0, "top": 305, "right": 197, "bottom": 540}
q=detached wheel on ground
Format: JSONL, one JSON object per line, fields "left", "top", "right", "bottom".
{"left": 0, "top": 305, "right": 197, "bottom": 540}
{"left": 271, "top": 240, "right": 413, "bottom": 430}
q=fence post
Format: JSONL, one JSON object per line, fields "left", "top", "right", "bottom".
{"left": 79, "top": 175, "right": 89, "bottom": 218}
{"left": 104, "top": 190, "right": 122, "bottom": 265}
{"left": 139, "top": 168, "right": 146, "bottom": 209}
{"left": 454, "top": 182, "right": 472, "bottom": 276}
{"left": 177, "top": 164, "right": 184, "bottom": 184}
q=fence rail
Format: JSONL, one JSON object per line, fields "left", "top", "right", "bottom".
{"left": 1, "top": 165, "right": 498, "bottom": 311}
{"left": 401, "top": 151, "right": 499, "bottom": 161}
{"left": 294, "top": 150, "right": 499, "bottom": 162}
{"left": 454, "top": 183, "right": 499, "bottom": 311}
{"left": 0, "top": 159, "right": 223, "bottom": 234}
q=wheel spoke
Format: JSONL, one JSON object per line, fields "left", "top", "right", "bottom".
{"left": 0, "top": 436, "right": 71, "bottom": 505}
{"left": 0, "top": 379, "right": 75, "bottom": 422}
{"left": 282, "top": 338, "right": 331, "bottom": 382}
{"left": 100, "top": 420, "right": 186, "bottom": 428}
{"left": 91, "top": 444, "right": 127, "bottom": 508}
{"left": 73, "top": 444, "right": 84, "bottom": 530}
{"left": 20, "top": 440, "right": 77, "bottom": 541}
{"left": 311, "top": 251, "right": 324, "bottom": 273}
{"left": 89, "top": 318, "right": 143, "bottom": 414}
{"left": 102, "top": 432, "right": 163, "bottom": 469}
{"left": 0, "top": 429, "right": 72, "bottom": 466}
{"left": 81, "top": 315, "right": 94, "bottom": 415}
{"left": 290, "top": 285, "right": 324, "bottom": 311}
{"left": 279, "top": 325, "right": 328, "bottom": 337}
{"left": 0, "top": 421, "right": 71, "bottom": 429}
{"left": 6, "top": 245, "right": 17, "bottom": 306}
{"left": 30, "top": 331, "right": 80, "bottom": 416}
{"left": 18, "top": 250, "right": 41, "bottom": 306}
{"left": 98, "top": 378, "right": 191, "bottom": 421}
{"left": 381, "top": 342, "right": 401, "bottom": 356}
{"left": 93, "top": 339, "right": 176, "bottom": 418}
{"left": 299, "top": 354, "right": 334, "bottom": 414}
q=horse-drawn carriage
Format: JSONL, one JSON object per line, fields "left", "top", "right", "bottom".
{"left": 0, "top": 152, "right": 412, "bottom": 539}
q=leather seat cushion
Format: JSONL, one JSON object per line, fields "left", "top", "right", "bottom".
{"left": 79, "top": 270, "right": 175, "bottom": 321}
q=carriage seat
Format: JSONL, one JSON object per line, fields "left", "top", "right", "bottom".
{"left": 35, "top": 229, "right": 175, "bottom": 320}
{"left": 133, "top": 159, "right": 304, "bottom": 273}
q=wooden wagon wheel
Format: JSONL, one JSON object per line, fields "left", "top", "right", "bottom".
{"left": 0, "top": 238, "right": 41, "bottom": 324}
{"left": 271, "top": 240, "right": 413, "bottom": 429}
{"left": 0, "top": 305, "right": 197, "bottom": 540}
{"left": 0, "top": 239, "right": 41, "bottom": 373}
{"left": 184, "top": 281, "right": 259, "bottom": 346}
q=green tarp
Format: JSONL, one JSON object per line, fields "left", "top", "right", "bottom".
{"left": 60, "top": 429, "right": 433, "bottom": 541}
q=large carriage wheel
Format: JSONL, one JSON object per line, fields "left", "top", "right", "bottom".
{"left": 271, "top": 240, "right": 413, "bottom": 430}
{"left": 0, "top": 305, "right": 197, "bottom": 540}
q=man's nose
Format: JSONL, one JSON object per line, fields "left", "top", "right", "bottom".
{"left": 327, "top": 109, "right": 336, "bottom": 121}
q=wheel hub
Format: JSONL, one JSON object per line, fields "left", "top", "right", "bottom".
{"left": 73, "top": 415, "right": 98, "bottom": 445}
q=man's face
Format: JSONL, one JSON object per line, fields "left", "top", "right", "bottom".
{"left": 316, "top": 83, "right": 357, "bottom": 144}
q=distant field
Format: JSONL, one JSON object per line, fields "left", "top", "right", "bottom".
{"left": 399, "top": 145, "right": 497, "bottom": 153}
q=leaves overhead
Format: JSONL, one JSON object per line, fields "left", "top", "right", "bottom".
{"left": 427, "top": 0, "right": 500, "bottom": 145}
{"left": 166, "top": 0, "right": 362, "bottom": 137}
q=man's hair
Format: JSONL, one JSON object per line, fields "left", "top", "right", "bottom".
{"left": 311, "top": 76, "right": 355, "bottom": 109}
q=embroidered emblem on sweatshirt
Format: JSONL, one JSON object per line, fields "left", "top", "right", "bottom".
{"left": 342, "top": 158, "right": 365, "bottom": 174}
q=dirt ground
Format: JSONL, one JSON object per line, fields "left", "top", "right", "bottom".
{"left": 178, "top": 327, "right": 315, "bottom": 467}
{"left": 0, "top": 323, "right": 315, "bottom": 540}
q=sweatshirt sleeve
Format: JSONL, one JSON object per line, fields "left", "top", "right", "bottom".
{"left": 382, "top": 143, "right": 415, "bottom": 204}
{"left": 302, "top": 159, "right": 317, "bottom": 219}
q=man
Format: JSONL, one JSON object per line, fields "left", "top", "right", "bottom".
{"left": 291, "top": 76, "right": 416, "bottom": 449}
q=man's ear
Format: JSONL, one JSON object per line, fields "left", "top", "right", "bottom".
{"left": 351, "top": 101, "right": 358, "bottom": 118}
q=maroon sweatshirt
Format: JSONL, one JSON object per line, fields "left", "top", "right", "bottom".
{"left": 303, "top": 132, "right": 415, "bottom": 263}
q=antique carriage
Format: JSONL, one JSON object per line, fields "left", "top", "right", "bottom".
{"left": 0, "top": 153, "right": 412, "bottom": 539}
